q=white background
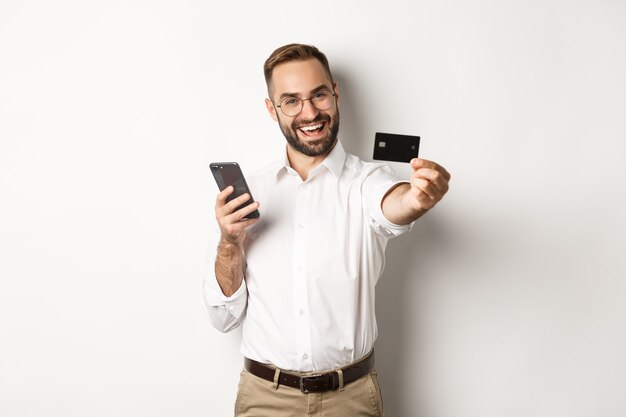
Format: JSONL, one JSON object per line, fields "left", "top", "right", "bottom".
{"left": 1, "top": 1, "right": 625, "bottom": 416}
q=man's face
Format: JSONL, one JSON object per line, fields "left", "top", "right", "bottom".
{"left": 265, "top": 59, "right": 340, "bottom": 157}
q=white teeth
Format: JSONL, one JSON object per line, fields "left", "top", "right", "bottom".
{"left": 300, "top": 123, "right": 323, "bottom": 132}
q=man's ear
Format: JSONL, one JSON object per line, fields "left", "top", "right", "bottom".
{"left": 265, "top": 98, "right": 278, "bottom": 122}
{"left": 333, "top": 82, "right": 340, "bottom": 105}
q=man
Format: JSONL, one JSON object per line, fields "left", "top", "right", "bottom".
{"left": 204, "top": 43, "right": 450, "bottom": 417}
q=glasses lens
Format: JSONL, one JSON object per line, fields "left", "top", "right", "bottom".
{"left": 312, "top": 91, "right": 333, "bottom": 111}
{"left": 279, "top": 91, "right": 335, "bottom": 117}
{"left": 279, "top": 97, "right": 301, "bottom": 117}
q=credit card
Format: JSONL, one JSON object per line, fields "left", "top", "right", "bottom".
{"left": 373, "top": 132, "right": 420, "bottom": 163}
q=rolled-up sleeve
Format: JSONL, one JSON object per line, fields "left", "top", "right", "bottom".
{"left": 363, "top": 165, "right": 415, "bottom": 238}
{"left": 202, "top": 222, "right": 248, "bottom": 333}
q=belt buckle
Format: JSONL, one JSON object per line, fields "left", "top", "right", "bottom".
{"left": 300, "top": 373, "right": 339, "bottom": 394}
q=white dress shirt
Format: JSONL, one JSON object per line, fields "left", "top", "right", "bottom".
{"left": 203, "top": 141, "right": 413, "bottom": 372}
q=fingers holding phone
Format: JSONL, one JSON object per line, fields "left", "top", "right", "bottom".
{"left": 215, "top": 186, "right": 260, "bottom": 244}
{"left": 211, "top": 162, "right": 261, "bottom": 245}
{"left": 219, "top": 187, "right": 259, "bottom": 219}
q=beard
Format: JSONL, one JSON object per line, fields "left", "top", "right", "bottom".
{"left": 279, "top": 111, "right": 340, "bottom": 157}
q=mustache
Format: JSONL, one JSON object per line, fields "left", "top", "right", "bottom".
{"left": 293, "top": 113, "right": 330, "bottom": 128}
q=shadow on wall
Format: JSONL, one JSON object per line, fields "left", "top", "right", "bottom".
{"left": 333, "top": 68, "right": 371, "bottom": 160}
{"left": 336, "top": 68, "right": 456, "bottom": 415}
{"left": 374, "top": 217, "right": 454, "bottom": 416}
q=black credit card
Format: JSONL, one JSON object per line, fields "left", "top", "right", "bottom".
{"left": 373, "top": 132, "right": 420, "bottom": 163}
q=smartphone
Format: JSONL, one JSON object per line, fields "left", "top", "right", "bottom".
{"left": 373, "top": 132, "right": 420, "bottom": 163}
{"left": 210, "top": 162, "right": 260, "bottom": 219}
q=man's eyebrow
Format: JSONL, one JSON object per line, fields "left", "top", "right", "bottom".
{"left": 278, "top": 84, "right": 332, "bottom": 100}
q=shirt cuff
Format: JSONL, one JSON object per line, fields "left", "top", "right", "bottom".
{"left": 204, "top": 273, "right": 247, "bottom": 305}
{"left": 370, "top": 180, "right": 415, "bottom": 237}
{"left": 203, "top": 259, "right": 248, "bottom": 318}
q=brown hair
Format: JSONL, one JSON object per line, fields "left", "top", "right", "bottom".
{"left": 263, "top": 43, "right": 334, "bottom": 88}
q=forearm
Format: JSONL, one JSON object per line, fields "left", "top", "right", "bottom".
{"left": 381, "top": 183, "right": 428, "bottom": 225}
{"left": 215, "top": 239, "right": 246, "bottom": 297}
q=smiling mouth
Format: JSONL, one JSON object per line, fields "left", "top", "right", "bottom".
{"left": 298, "top": 122, "right": 326, "bottom": 137}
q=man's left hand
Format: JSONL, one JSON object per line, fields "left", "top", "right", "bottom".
{"left": 404, "top": 158, "right": 451, "bottom": 213}
{"left": 382, "top": 158, "right": 451, "bottom": 225}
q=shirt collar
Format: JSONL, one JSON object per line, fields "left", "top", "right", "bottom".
{"left": 320, "top": 141, "right": 346, "bottom": 178}
{"left": 273, "top": 140, "right": 346, "bottom": 179}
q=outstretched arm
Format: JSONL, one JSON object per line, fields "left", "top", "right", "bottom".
{"left": 382, "top": 158, "right": 451, "bottom": 225}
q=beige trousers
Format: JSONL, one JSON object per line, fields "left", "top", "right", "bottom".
{"left": 234, "top": 369, "right": 385, "bottom": 417}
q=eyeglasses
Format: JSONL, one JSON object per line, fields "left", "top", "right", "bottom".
{"left": 274, "top": 89, "right": 336, "bottom": 117}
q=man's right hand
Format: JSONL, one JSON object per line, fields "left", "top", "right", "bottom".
{"left": 215, "top": 186, "right": 261, "bottom": 245}
{"left": 214, "top": 186, "right": 260, "bottom": 297}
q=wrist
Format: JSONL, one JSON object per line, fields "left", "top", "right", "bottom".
{"left": 219, "top": 235, "right": 244, "bottom": 249}
{"left": 404, "top": 194, "right": 427, "bottom": 215}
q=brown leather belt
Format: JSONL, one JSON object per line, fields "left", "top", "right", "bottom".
{"left": 244, "top": 351, "right": 375, "bottom": 393}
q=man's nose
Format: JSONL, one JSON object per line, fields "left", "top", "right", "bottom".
{"left": 299, "top": 98, "right": 319, "bottom": 119}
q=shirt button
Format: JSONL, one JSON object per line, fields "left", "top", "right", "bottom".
{"left": 297, "top": 266, "right": 302, "bottom": 271}
{"left": 298, "top": 223, "right": 304, "bottom": 229}
{"left": 299, "top": 309, "right": 304, "bottom": 316}
{"left": 303, "top": 354, "right": 308, "bottom": 360}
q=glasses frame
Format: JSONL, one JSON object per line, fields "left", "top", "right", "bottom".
{"left": 273, "top": 89, "right": 337, "bottom": 117}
